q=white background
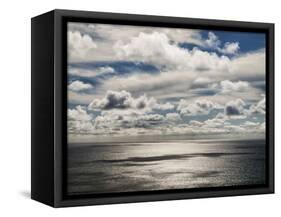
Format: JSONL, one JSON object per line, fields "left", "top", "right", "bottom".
{"left": 0, "top": 0, "right": 279, "bottom": 216}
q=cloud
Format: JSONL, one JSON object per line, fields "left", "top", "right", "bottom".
{"left": 177, "top": 99, "right": 217, "bottom": 116}
{"left": 68, "top": 66, "right": 115, "bottom": 78}
{"left": 68, "top": 105, "right": 92, "bottom": 121}
{"left": 220, "top": 80, "right": 249, "bottom": 93}
{"left": 240, "top": 121, "right": 265, "bottom": 133}
{"left": 189, "top": 120, "right": 204, "bottom": 127}
{"left": 68, "top": 31, "right": 97, "bottom": 62}
{"left": 192, "top": 77, "right": 213, "bottom": 88}
{"left": 224, "top": 98, "right": 245, "bottom": 116}
{"left": 115, "top": 32, "right": 189, "bottom": 70}
{"left": 205, "top": 32, "right": 221, "bottom": 48}
{"left": 160, "top": 28, "right": 203, "bottom": 46}
{"left": 68, "top": 23, "right": 203, "bottom": 63}
{"left": 69, "top": 22, "right": 204, "bottom": 46}
{"left": 68, "top": 90, "right": 96, "bottom": 105}
{"left": 67, "top": 23, "right": 266, "bottom": 141}
{"left": 114, "top": 32, "right": 231, "bottom": 71}
{"left": 68, "top": 24, "right": 260, "bottom": 83}
{"left": 249, "top": 96, "right": 265, "bottom": 114}
{"left": 93, "top": 112, "right": 166, "bottom": 132}
{"left": 219, "top": 42, "right": 240, "bottom": 55}
{"left": 68, "top": 56, "right": 264, "bottom": 115}
{"left": 68, "top": 106, "right": 94, "bottom": 134}
{"left": 204, "top": 117, "right": 226, "bottom": 128}
{"left": 90, "top": 110, "right": 181, "bottom": 136}
{"left": 88, "top": 90, "right": 173, "bottom": 111}
{"left": 133, "top": 114, "right": 165, "bottom": 128}
{"left": 98, "top": 69, "right": 195, "bottom": 101}
{"left": 88, "top": 48, "right": 264, "bottom": 103}
{"left": 68, "top": 120, "right": 94, "bottom": 134}
{"left": 68, "top": 80, "right": 93, "bottom": 91}
{"left": 229, "top": 49, "right": 265, "bottom": 81}
{"left": 203, "top": 32, "right": 239, "bottom": 55}
{"left": 153, "top": 102, "right": 175, "bottom": 110}
{"left": 165, "top": 113, "right": 182, "bottom": 122}
{"left": 67, "top": 103, "right": 264, "bottom": 140}
{"left": 243, "top": 121, "right": 260, "bottom": 127}
{"left": 89, "top": 90, "right": 137, "bottom": 110}
{"left": 68, "top": 24, "right": 265, "bottom": 105}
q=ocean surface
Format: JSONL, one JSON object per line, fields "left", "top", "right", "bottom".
{"left": 67, "top": 139, "right": 266, "bottom": 195}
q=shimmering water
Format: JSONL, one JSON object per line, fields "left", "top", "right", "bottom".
{"left": 67, "top": 139, "right": 266, "bottom": 195}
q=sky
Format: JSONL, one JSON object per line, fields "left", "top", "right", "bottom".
{"left": 67, "top": 22, "right": 266, "bottom": 143}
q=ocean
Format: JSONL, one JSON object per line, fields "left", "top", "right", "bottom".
{"left": 67, "top": 139, "right": 266, "bottom": 195}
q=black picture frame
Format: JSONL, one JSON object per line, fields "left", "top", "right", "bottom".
{"left": 31, "top": 9, "right": 274, "bottom": 207}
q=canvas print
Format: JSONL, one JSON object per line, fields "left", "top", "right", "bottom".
{"left": 67, "top": 22, "right": 266, "bottom": 195}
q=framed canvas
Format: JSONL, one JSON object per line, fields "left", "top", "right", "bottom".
{"left": 31, "top": 9, "right": 274, "bottom": 207}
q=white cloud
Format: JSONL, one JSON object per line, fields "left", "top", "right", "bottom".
{"left": 99, "top": 69, "right": 196, "bottom": 100}
{"left": 68, "top": 91, "right": 96, "bottom": 105}
{"left": 68, "top": 25, "right": 260, "bottom": 83}
{"left": 68, "top": 31, "right": 97, "bottom": 62}
{"left": 160, "top": 28, "right": 203, "bottom": 46}
{"left": 68, "top": 24, "right": 265, "bottom": 105}
{"left": 205, "top": 32, "right": 221, "bottom": 48}
{"left": 240, "top": 121, "right": 265, "bottom": 133}
{"left": 68, "top": 23, "right": 204, "bottom": 63}
{"left": 249, "top": 96, "right": 265, "bottom": 114}
{"left": 68, "top": 120, "right": 94, "bottom": 134}
{"left": 243, "top": 121, "right": 260, "bottom": 127}
{"left": 114, "top": 32, "right": 189, "bottom": 70}
{"left": 219, "top": 42, "right": 240, "bottom": 55}
{"left": 189, "top": 120, "right": 204, "bottom": 127}
{"left": 166, "top": 113, "right": 182, "bottom": 122}
{"left": 202, "top": 32, "right": 239, "bottom": 55}
{"left": 68, "top": 105, "right": 92, "bottom": 121}
{"left": 153, "top": 102, "right": 175, "bottom": 110}
{"left": 220, "top": 80, "right": 249, "bottom": 93}
{"left": 229, "top": 49, "right": 265, "bottom": 80}
{"left": 69, "top": 22, "right": 204, "bottom": 46}
{"left": 214, "top": 112, "right": 226, "bottom": 120}
{"left": 95, "top": 48, "right": 264, "bottom": 103}
{"left": 68, "top": 58, "right": 264, "bottom": 110}
{"left": 114, "top": 32, "right": 231, "bottom": 71}
{"left": 68, "top": 106, "right": 94, "bottom": 134}
{"left": 68, "top": 80, "right": 93, "bottom": 92}
{"left": 204, "top": 117, "right": 226, "bottom": 128}
{"left": 93, "top": 112, "right": 166, "bottom": 134}
{"left": 177, "top": 99, "right": 217, "bottom": 116}
{"left": 68, "top": 66, "right": 115, "bottom": 78}
{"left": 192, "top": 77, "right": 213, "bottom": 87}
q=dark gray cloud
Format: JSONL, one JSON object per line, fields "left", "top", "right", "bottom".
{"left": 100, "top": 91, "right": 131, "bottom": 110}
{"left": 224, "top": 99, "right": 245, "bottom": 116}
{"left": 88, "top": 90, "right": 173, "bottom": 111}
{"left": 225, "top": 105, "right": 241, "bottom": 115}
{"left": 89, "top": 90, "right": 142, "bottom": 110}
